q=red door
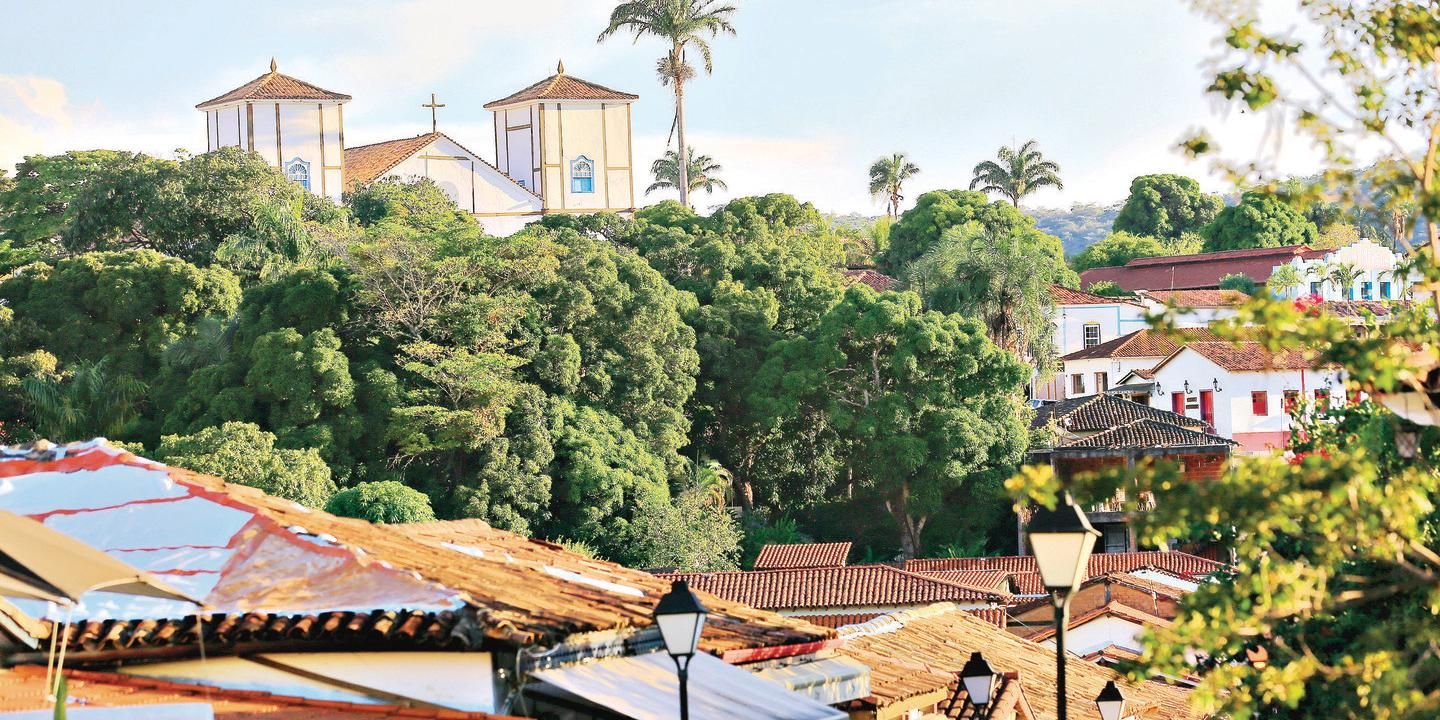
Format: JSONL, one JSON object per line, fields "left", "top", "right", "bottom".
{"left": 1171, "top": 392, "right": 1186, "bottom": 414}
{"left": 1199, "top": 390, "right": 1215, "bottom": 431}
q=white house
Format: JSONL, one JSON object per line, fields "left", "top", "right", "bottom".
{"left": 1057, "top": 328, "right": 1220, "bottom": 400}
{"left": 1118, "top": 341, "right": 1346, "bottom": 453}
{"left": 1036, "top": 286, "right": 1149, "bottom": 401}
{"left": 196, "top": 58, "right": 350, "bottom": 203}
{"left": 1271, "top": 237, "right": 1412, "bottom": 300}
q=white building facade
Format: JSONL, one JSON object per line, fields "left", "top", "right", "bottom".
{"left": 1271, "top": 237, "right": 1412, "bottom": 300}
{"left": 1036, "top": 286, "right": 1150, "bottom": 401}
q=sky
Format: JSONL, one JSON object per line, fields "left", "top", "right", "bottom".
{"left": 0, "top": 0, "right": 1329, "bottom": 215}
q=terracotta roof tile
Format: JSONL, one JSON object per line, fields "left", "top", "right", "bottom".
{"left": 343, "top": 133, "right": 441, "bottom": 190}
{"left": 0, "top": 441, "right": 830, "bottom": 658}
{"left": 915, "top": 570, "right": 1012, "bottom": 594}
{"left": 1139, "top": 289, "right": 1250, "bottom": 307}
{"left": 1031, "top": 394, "right": 1205, "bottom": 432}
{"left": 1061, "top": 328, "right": 1222, "bottom": 361}
{"left": 1049, "top": 284, "right": 1142, "bottom": 306}
{"left": 1321, "top": 300, "right": 1403, "bottom": 321}
{"left": 197, "top": 63, "right": 351, "bottom": 109}
{"left": 0, "top": 666, "right": 521, "bottom": 719}
{"left": 799, "top": 612, "right": 881, "bottom": 628}
{"left": 903, "top": 551, "right": 1224, "bottom": 581}
{"left": 1069, "top": 419, "right": 1235, "bottom": 450}
{"left": 658, "top": 565, "right": 1012, "bottom": 610}
{"left": 835, "top": 604, "right": 1200, "bottom": 719}
{"left": 1165, "top": 341, "right": 1324, "bottom": 372}
{"left": 1023, "top": 601, "right": 1174, "bottom": 643}
{"left": 753, "top": 542, "right": 852, "bottom": 570}
{"left": 484, "top": 70, "right": 637, "bottom": 109}
{"left": 843, "top": 269, "right": 899, "bottom": 292}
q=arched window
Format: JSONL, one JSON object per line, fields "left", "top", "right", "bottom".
{"left": 284, "top": 157, "right": 311, "bottom": 191}
{"left": 571, "top": 156, "right": 594, "bottom": 193}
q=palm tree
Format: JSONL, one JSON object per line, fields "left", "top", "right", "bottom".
{"left": 1305, "top": 261, "right": 1334, "bottom": 297}
{"left": 647, "top": 147, "right": 727, "bottom": 204}
{"left": 1266, "top": 263, "right": 1304, "bottom": 298}
{"left": 1328, "top": 262, "right": 1365, "bottom": 300}
{"left": 969, "top": 139, "right": 1063, "bottom": 206}
{"left": 21, "top": 359, "right": 147, "bottom": 440}
{"left": 599, "top": 0, "right": 737, "bottom": 208}
{"left": 868, "top": 153, "right": 921, "bottom": 219}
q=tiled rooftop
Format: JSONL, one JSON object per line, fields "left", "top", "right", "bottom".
{"left": 0, "top": 441, "right": 830, "bottom": 658}
{"left": 835, "top": 604, "right": 1199, "bottom": 719}
{"left": 842, "top": 269, "right": 899, "bottom": 292}
{"left": 0, "top": 665, "right": 521, "bottom": 719}
{"left": 1061, "top": 328, "right": 1222, "bottom": 361}
{"left": 1080, "top": 244, "right": 1323, "bottom": 292}
{"left": 753, "top": 542, "right": 852, "bottom": 570}
{"left": 1138, "top": 289, "right": 1250, "bottom": 307}
{"left": 1049, "top": 284, "right": 1141, "bottom": 306}
{"left": 196, "top": 60, "right": 351, "bottom": 109}
{"left": 903, "top": 550, "right": 1225, "bottom": 581}
{"left": 1031, "top": 395, "right": 1205, "bottom": 433}
{"left": 658, "top": 564, "right": 1012, "bottom": 610}
{"left": 484, "top": 67, "right": 638, "bottom": 109}
{"left": 1163, "top": 341, "right": 1324, "bottom": 372}
{"left": 1069, "top": 418, "right": 1234, "bottom": 450}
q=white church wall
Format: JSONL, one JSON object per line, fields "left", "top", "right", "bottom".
{"left": 557, "top": 103, "right": 608, "bottom": 211}
{"left": 251, "top": 102, "right": 278, "bottom": 165}
{"left": 504, "top": 105, "right": 536, "bottom": 193}
{"left": 280, "top": 104, "right": 324, "bottom": 195}
{"left": 378, "top": 136, "right": 541, "bottom": 234}
{"left": 603, "top": 103, "right": 633, "bottom": 209}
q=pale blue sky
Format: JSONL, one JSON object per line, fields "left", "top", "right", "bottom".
{"left": 0, "top": 0, "right": 1320, "bottom": 214}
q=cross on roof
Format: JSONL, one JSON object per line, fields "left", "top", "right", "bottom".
{"left": 422, "top": 92, "right": 446, "bottom": 133}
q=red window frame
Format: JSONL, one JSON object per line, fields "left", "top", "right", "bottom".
{"left": 1251, "top": 391, "right": 1269, "bottom": 416}
{"left": 1283, "top": 390, "right": 1300, "bottom": 413}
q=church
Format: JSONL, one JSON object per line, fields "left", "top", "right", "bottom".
{"left": 196, "top": 59, "right": 639, "bottom": 236}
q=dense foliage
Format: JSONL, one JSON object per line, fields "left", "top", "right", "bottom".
{"left": 1112, "top": 173, "right": 1224, "bottom": 240}
{"left": 326, "top": 481, "right": 437, "bottom": 524}
{"left": 1201, "top": 191, "right": 1319, "bottom": 251}
{"left": 1069, "top": 230, "right": 1171, "bottom": 272}
{"left": 878, "top": 189, "right": 1032, "bottom": 273}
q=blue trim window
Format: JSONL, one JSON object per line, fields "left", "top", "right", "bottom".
{"left": 284, "top": 157, "right": 311, "bottom": 191}
{"left": 1380, "top": 280, "right": 1392, "bottom": 299}
{"left": 1310, "top": 281, "right": 1322, "bottom": 296}
{"left": 1360, "top": 281, "right": 1373, "bottom": 300}
{"left": 571, "top": 156, "right": 594, "bottom": 193}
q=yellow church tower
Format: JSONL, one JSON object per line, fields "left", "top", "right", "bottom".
{"left": 485, "top": 61, "right": 639, "bottom": 216}
{"left": 196, "top": 59, "right": 350, "bottom": 202}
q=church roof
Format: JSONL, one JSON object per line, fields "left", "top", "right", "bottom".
{"left": 343, "top": 131, "right": 541, "bottom": 199}
{"left": 484, "top": 62, "right": 638, "bottom": 109}
{"left": 343, "top": 132, "right": 443, "bottom": 190}
{"left": 196, "top": 58, "right": 351, "bottom": 109}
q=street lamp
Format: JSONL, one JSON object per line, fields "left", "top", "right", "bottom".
{"left": 960, "top": 651, "right": 997, "bottom": 707}
{"left": 1028, "top": 495, "right": 1100, "bottom": 720}
{"left": 1095, "top": 680, "right": 1126, "bottom": 720}
{"left": 654, "top": 580, "right": 709, "bottom": 720}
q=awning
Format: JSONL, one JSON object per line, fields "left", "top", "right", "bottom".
{"left": 1106, "top": 382, "right": 1155, "bottom": 395}
{"left": 753, "top": 656, "right": 870, "bottom": 705}
{"left": 530, "top": 651, "right": 846, "bottom": 720}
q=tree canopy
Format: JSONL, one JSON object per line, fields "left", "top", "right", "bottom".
{"left": 1112, "top": 173, "right": 1224, "bottom": 240}
{"left": 879, "top": 189, "right": 1032, "bottom": 274}
{"left": 325, "top": 481, "right": 437, "bottom": 524}
{"left": 1201, "top": 191, "right": 1319, "bottom": 251}
{"left": 1069, "top": 230, "right": 1171, "bottom": 271}
{"left": 155, "top": 422, "right": 337, "bottom": 507}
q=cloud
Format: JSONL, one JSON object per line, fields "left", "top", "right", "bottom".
{"left": 0, "top": 75, "right": 192, "bottom": 174}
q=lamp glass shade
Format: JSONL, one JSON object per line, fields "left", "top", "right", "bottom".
{"left": 1095, "top": 680, "right": 1126, "bottom": 720}
{"left": 1027, "top": 500, "right": 1100, "bottom": 592}
{"left": 654, "top": 580, "right": 709, "bottom": 658}
{"left": 959, "top": 652, "right": 996, "bottom": 706}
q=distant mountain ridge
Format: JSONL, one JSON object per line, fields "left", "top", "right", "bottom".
{"left": 1028, "top": 202, "right": 1122, "bottom": 257}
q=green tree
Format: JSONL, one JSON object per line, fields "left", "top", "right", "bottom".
{"left": 21, "top": 359, "right": 146, "bottom": 441}
{"left": 599, "top": 0, "right": 737, "bottom": 208}
{"left": 155, "top": 422, "right": 336, "bottom": 507}
{"left": 1328, "top": 261, "right": 1365, "bottom": 299}
{"left": 908, "top": 222, "right": 1076, "bottom": 366}
{"left": 631, "top": 485, "right": 743, "bottom": 571}
{"left": 968, "top": 139, "right": 1063, "bottom": 207}
{"left": 868, "top": 152, "right": 921, "bottom": 219}
{"left": 1112, "top": 174, "right": 1224, "bottom": 240}
{"left": 879, "top": 189, "right": 1031, "bottom": 274}
{"left": 756, "top": 286, "right": 1029, "bottom": 558}
{"left": 1082, "top": 280, "right": 1132, "bottom": 297}
{"left": 647, "top": 147, "right": 728, "bottom": 203}
{"left": 1217, "top": 272, "right": 1258, "bottom": 294}
{"left": 1201, "top": 191, "right": 1319, "bottom": 251}
{"left": 325, "top": 481, "right": 437, "bottom": 524}
{"left": 1069, "top": 231, "right": 1170, "bottom": 272}
{"left": 347, "top": 176, "right": 477, "bottom": 236}
{"left": 1265, "top": 263, "right": 1304, "bottom": 296}
{"left": 0, "top": 250, "right": 241, "bottom": 381}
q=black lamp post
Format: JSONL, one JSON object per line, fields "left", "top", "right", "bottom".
{"left": 1095, "top": 680, "right": 1127, "bottom": 720}
{"left": 1028, "top": 495, "right": 1100, "bottom": 720}
{"left": 956, "top": 650, "right": 1002, "bottom": 711}
{"left": 653, "top": 580, "right": 709, "bottom": 720}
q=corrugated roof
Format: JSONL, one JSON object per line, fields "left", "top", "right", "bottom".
{"left": 0, "top": 666, "right": 521, "bottom": 719}
{"left": 835, "top": 604, "right": 1201, "bottom": 719}
{"left": 753, "top": 542, "right": 852, "bottom": 570}
{"left": 903, "top": 551, "right": 1224, "bottom": 581}
{"left": 197, "top": 59, "right": 351, "bottom": 109}
{"left": 484, "top": 67, "right": 638, "bottom": 109}
{"left": 0, "top": 440, "right": 830, "bottom": 657}
{"left": 1031, "top": 395, "right": 1206, "bottom": 432}
{"left": 658, "top": 565, "right": 1012, "bottom": 609}
{"left": 1080, "top": 245, "right": 1323, "bottom": 292}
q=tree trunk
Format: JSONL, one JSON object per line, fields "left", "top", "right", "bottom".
{"left": 674, "top": 47, "right": 690, "bottom": 209}
{"left": 885, "top": 480, "right": 926, "bottom": 559}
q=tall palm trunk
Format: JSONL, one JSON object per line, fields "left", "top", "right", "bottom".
{"left": 672, "top": 45, "right": 690, "bottom": 208}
